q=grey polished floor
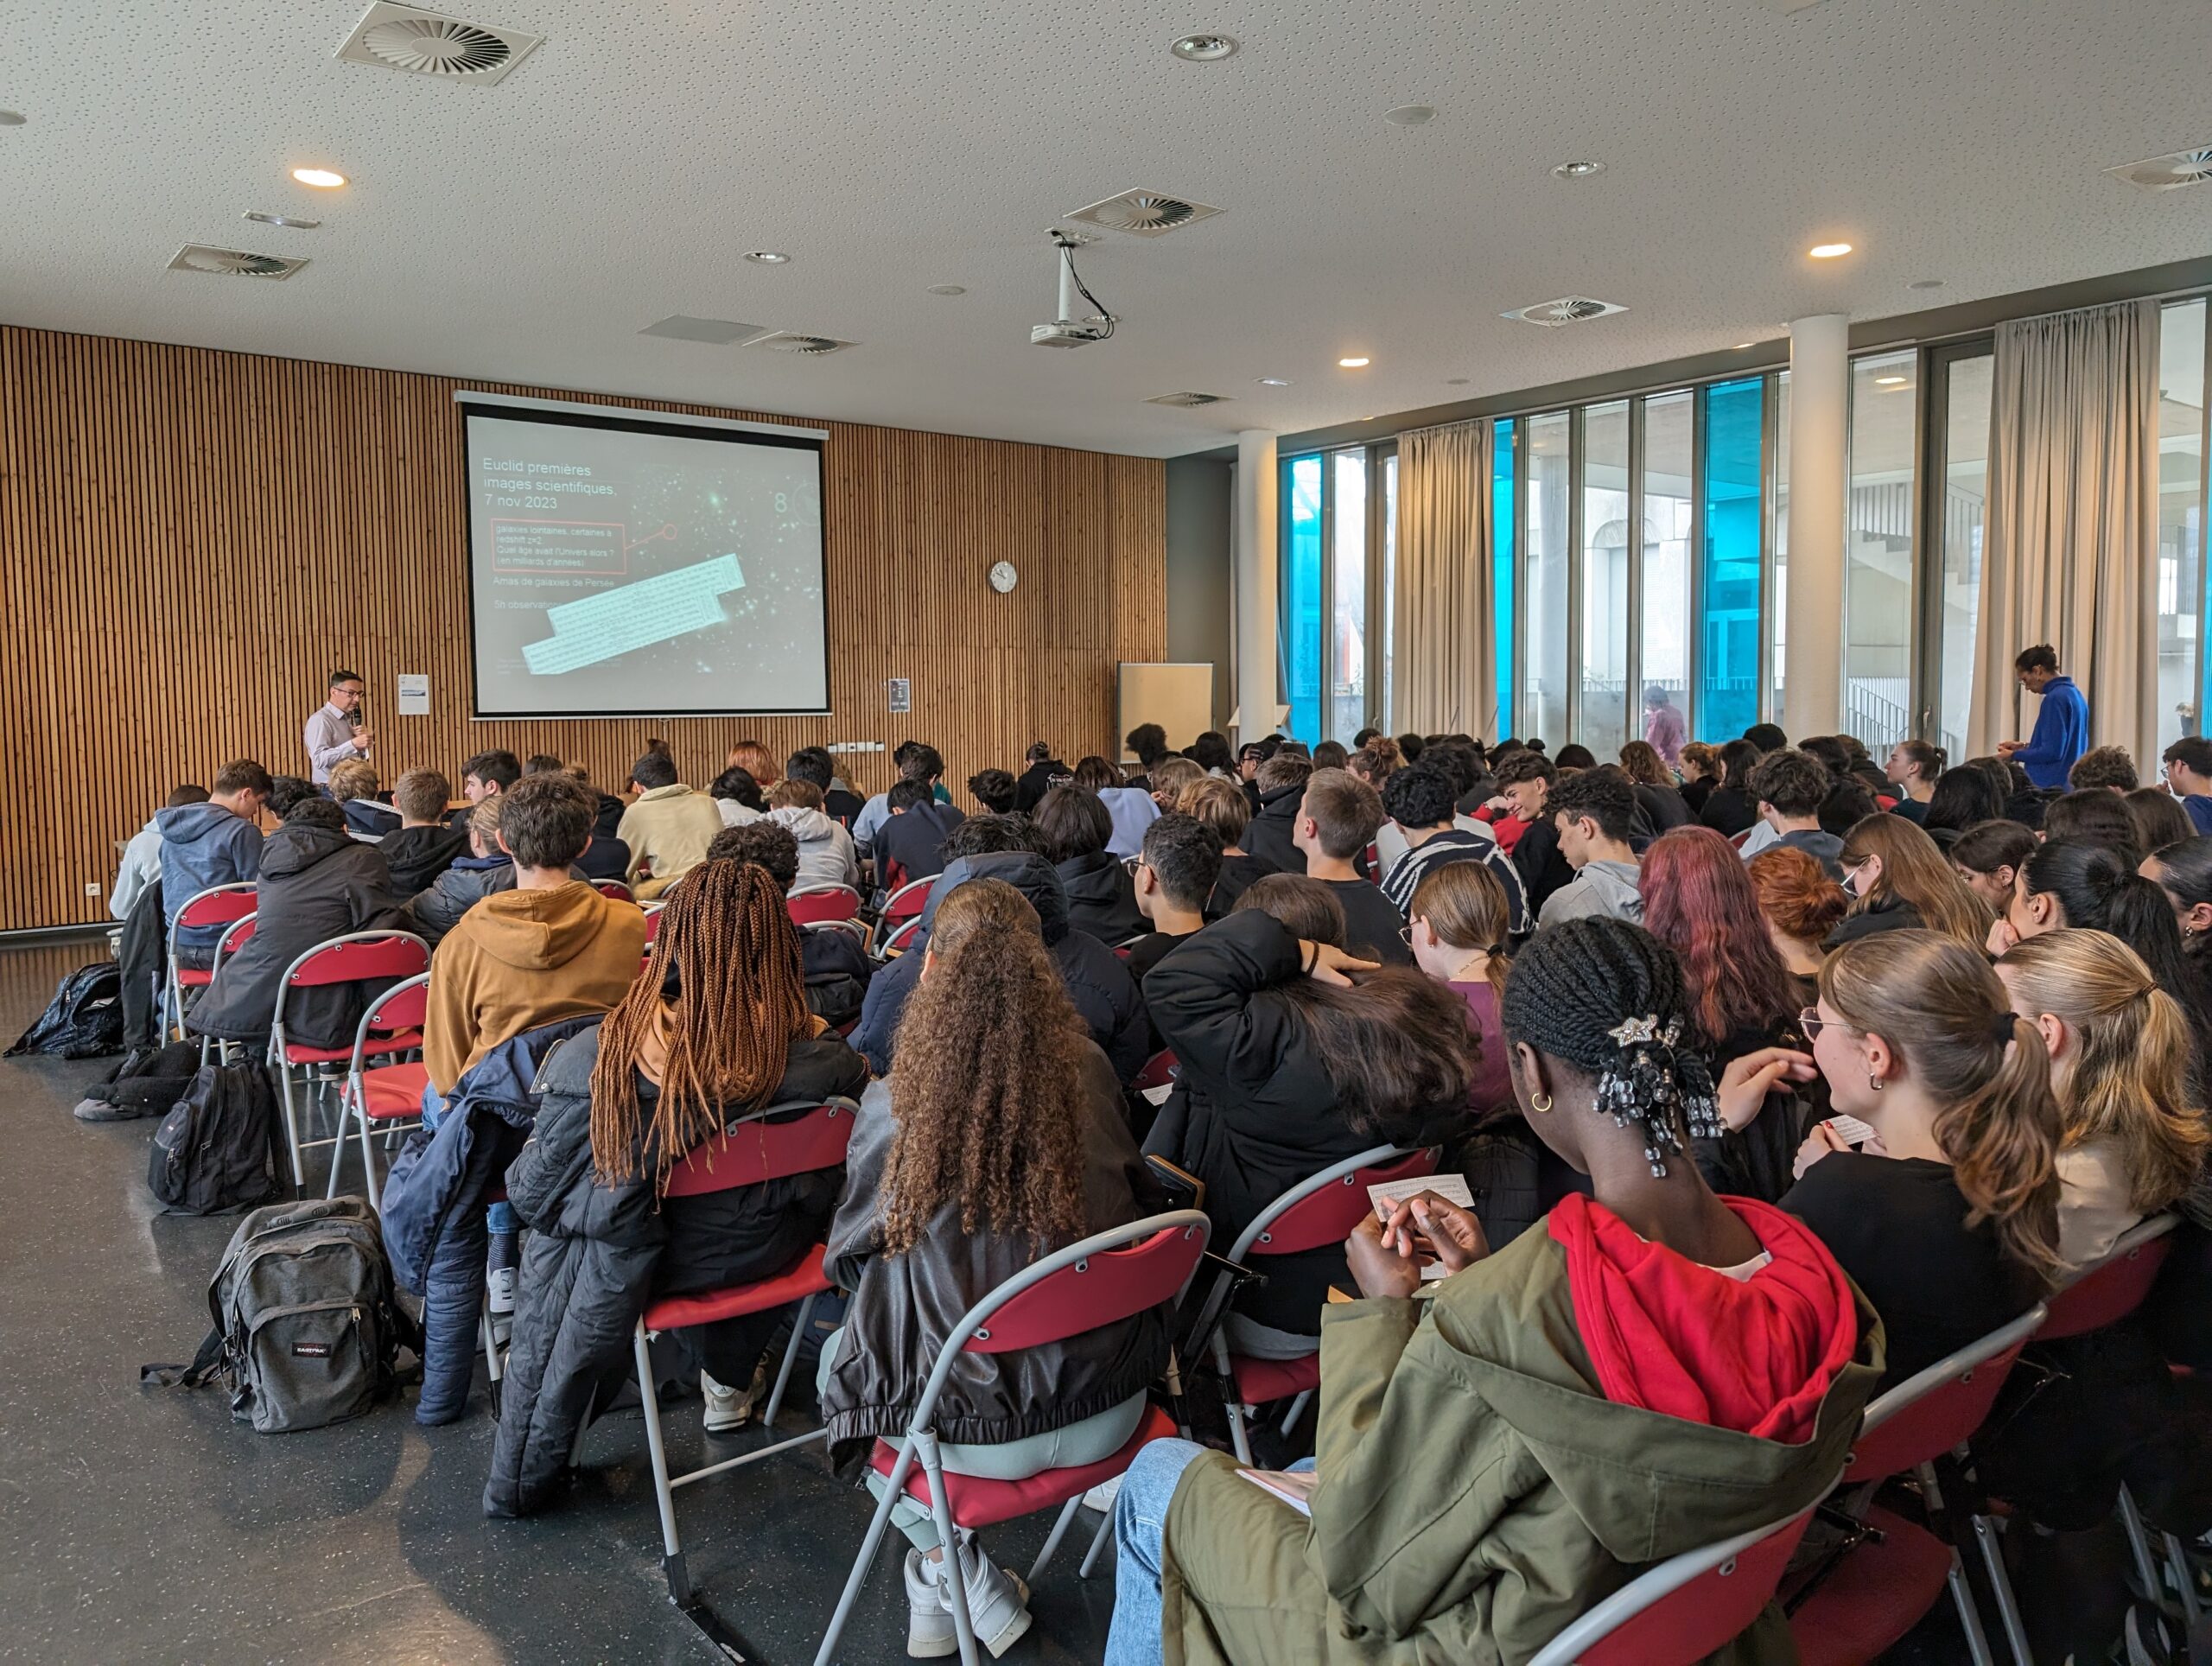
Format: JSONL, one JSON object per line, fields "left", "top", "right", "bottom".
{"left": 0, "top": 938, "right": 1112, "bottom": 1665}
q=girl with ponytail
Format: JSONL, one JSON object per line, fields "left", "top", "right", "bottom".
{"left": 1776, "top": 929, "right": 2063, "bottom": 1383}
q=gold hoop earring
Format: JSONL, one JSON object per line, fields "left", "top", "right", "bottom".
{"left": 1530, "top": 1093, "right": 1554, "bottom": 1115}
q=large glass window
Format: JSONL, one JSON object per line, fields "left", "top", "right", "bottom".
{"left": 1845, "top": 351, "right": 1918, "bottom": 752}
{"left": 1932, "top": 352, "right": 1993, "bottom": 758}
{"left": 2160, "top": 298, "right": 2206, "bottom": 754}
{"left": 1282, "top": 455, "right": 1324, "bottom": 742}
{"left": 1640, "top": 392, "right": 1693, "bottom": 745}
{"left": 1525, "top": 411, "right": 1573, "bottom": 747}
{"left": 1700, "top": 378, "right": 1764, "bottom": 740}
{"left": 1580, "top": 401, "right": 1631, "bottom": 757}
{"left": 1493, "top": 420, "right": 1516, "bottom": 736}
{"left": 1330, "top": 449, "right": 1369, "bottom": 744}
{"left": 1380, "top": 450, "right": 1398, "bottom": 734}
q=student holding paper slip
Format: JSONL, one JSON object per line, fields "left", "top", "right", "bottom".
{"left": 1105, "top": 918, "right": 1881, "bottom": 1666}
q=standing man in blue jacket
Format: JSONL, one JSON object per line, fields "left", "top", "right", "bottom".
{"left": 1999, "top": 643, "right": 2089, "bottom": 790}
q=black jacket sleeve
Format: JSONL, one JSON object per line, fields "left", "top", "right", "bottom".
{"left": 1141, "top": 910, "right": 1303, "bottom": 1101}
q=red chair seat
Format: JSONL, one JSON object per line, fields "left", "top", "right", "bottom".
{"left": 359, "top": 1061, "right": 429, "bottom": 1120}
{"left": 1786, "top": 1504, "right": 1954, "bottom": 1666}
{"left": 871, "top": 1402, "right": 1178, "bottom": 1531}
{"left": 282, "top": 1029, "right": 423, "bottom": 1066}
{"left": 643, "top": 1243, "right": 830, "bottom": 1332}
{"left": 1230, "top": 1351, "right": 1318, "bottom": 1407}
{"left": 176, "top": 968, "right": 214, "bottom": 988}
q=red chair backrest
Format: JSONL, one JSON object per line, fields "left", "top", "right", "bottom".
{"left": 362, "top": 976, "right": 430, "bottom": 1035}
{"left": 1134, "top": 1049, "right": 1178, "bottom": 1092}
{"left": 881, "top": 916, "right": 924, "bottom": 955}
{"left": 287, "top": 934, "right": 429, "bottom": 987}
{"left": 178, "top": 885, "right": 257, "bottom": 930}
{"left": 787, "top": 885, "right": 861, "bottom": 925}
{"left": 663, "top": 1102, "right": 856, "bottom": 1198}
{"left": 970, "top": 1218, "right": 1208, "bottom": 1354}
{"left": 593, "top": 880, "right": 633, "bottom": 901}
{"left": 1255, "top": 1148, "right": 1439, "bottom": 1256}
{"left": 641, "top": 906, "right": 664, "bottom": 944}
{"left": 1844, "top": 1337, "right": 2033, "bottom": 1482}
{"left": 1560, "top": 1510, "right": 1816, "bottom": 1666}
{"left": 881, "top": 878, "right": 932, "bottom": 921}
{"left": 2039, "top": 1227, "right": 2176, "bottom": 1340}
{"left": 216, "top": 914, "right": 258, "bottom": 958}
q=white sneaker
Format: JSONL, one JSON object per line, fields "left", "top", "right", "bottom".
{"left": 903, "top": 1549, "right": 958, "bottom": 1658}
{"left": 700, "top": 1370, "right": 755, "bottom": 1434}
{"left": 1083, "top": 1475, "right": 1123, "bottom": 1515}
{"left": 486, "top": 1265, "right": 516, "bottom": 1316}
{"left": 939, "top": 1533, "right": 1032, "bottom": 1659}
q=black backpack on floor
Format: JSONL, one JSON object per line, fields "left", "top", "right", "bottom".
{"left": 148, "top": 1064, "right": 284, "bottom": 1214}
{"left": 142, "top": 1197, "right": 412, "bottom": 1434}
{"left": 75, "top": 1039, "right": 205, "bottom": 1122}
{"left": 7, "top": 962, "right": 124, "bottom": 1059}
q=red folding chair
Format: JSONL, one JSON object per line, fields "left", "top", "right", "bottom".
{"left": 1202, "top": 1143, "right": 1438, "bottom": 1464}
{"left": 1133, "top": 1049, "right": 1178, "bottom": 1094}
{"left": 1787, "top": 1303, "right": 2047, "bottom": 1666}
{"left": 1529, "top": 1497, "right": 1831, "bottom": 1666}
{"left": 165, "top": 881, "right": 257, "bottom": 1040}
{"left": 632, "top": 1098, "right": 863, "bottom": 1606}
{"left": 787, "top": 884, "right": 861, "bottom": 926}
{"left": 199, "top": 912, "right": 259, "bottom": 1064}
{"left": 266, "top": 932, "right": 430, "bottom": 1192}
{"left": 328, "top": 973, "right": 430, "bottom": 1207}
{"left": 593, "top": 879, "right": 634, "bottom": 902}
{"left": 815, "top": 1210, "right": 1211, "bottom": 1666}
{"left": 641, "top": 902, "right": 665, "bottom": 944}
{"left": 873, "top": 876, "right": 932, "bottom": 956}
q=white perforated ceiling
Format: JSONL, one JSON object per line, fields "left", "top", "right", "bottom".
{"left": 4, "top": 0, "right": 2210, "bottom": 457}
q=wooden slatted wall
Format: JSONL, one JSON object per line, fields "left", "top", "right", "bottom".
{"left": 0, "top": 326, "right": 1166, "bottom": 932}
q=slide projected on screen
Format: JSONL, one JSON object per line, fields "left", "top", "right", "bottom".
{"left": 459, "top": 397, "right": 830, "bottom": 717}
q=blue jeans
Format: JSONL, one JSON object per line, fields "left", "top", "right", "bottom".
{"left": 1103, "top": 1440, "right": 1317, "bottom": 1666}
{"left": 420, "top": 1081, "right": 516, "bottom": 1236}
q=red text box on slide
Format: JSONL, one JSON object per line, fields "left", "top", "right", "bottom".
{"left": 490, "top": 519, "right": 628, "bottom": 577}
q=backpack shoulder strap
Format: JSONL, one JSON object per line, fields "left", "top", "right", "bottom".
{"left": 140, "top": 1323, "right": 227, "bottom": 1389}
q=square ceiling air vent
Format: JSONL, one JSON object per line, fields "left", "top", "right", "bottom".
{"left": 336, "top": 2, "right": 543, "bottom": 85}
{"left": 639, "top": 315, "right": 767, "bottom": 345}
{"left": 743, "top": 331, "right": 856, "bottom": 356}
{"left": 1501, "top": 296, "right": 1628, "bottom": 327}
{"left": 1064, "top": 190, "right": 1224, "bottom": 238}
{"left": 1146, "top": 391, "right": 1232, "bottom": 408}
{"left": 168, "top": 245, "right": 309, "bottom": 280}
{"left": 2105, "top": 147, "right": 2212, "bottom": 192}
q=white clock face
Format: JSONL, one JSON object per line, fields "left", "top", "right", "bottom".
{"left": 988, "top": 561, "right": 1019, "bottom": 594}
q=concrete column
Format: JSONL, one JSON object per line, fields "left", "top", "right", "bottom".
{"left": 1783, "top": 314, "right": 1849, "bottom": 740}
{"left": 1233, "top": 429, "right": 1279, "bottom": 746}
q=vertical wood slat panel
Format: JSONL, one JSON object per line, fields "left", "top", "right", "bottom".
{"left": 0, "top": 325, "right": 1166, "bottom": 932}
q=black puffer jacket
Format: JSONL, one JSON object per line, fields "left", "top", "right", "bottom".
{"left": 485, "top": 1024, "right": 868, "bottom": 1517}
{"left": 1242, "top": 783, "right": 1306, "bottom": 875}
{"left": 1057, "top": 849, "right": 1145, "bottom": 944}
{"left": 188, "top": 818, "right": 406, "bottom": 1048}
{"left": 379, "top": 823, "right": 469, "bottom": 894}
{"left": 819, "top": 1047, "right": 1168, "bottom": 1460}
{"left": 1822, "top": 895, "right": 1924, "bottom": 950}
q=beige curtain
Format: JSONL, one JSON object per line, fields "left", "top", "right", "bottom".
{"left": 1394, "top": 420, "right": 1495, "bottom": 736}
{"left": 1968, "top": 299, "right": 2161, "bottom": 762}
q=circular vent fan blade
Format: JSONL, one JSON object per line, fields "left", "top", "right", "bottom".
{"left": 1099, "top": 196, "right": 1195, "bottom": 230}
{"left": 364, "top": 17, "right": 512, "bottom": 75}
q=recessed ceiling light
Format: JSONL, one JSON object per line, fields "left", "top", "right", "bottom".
{"left": 1808, "top": 241, "right": 1853, "bottom": 258}
{"left": 745, "top": 250, "right": 791, "bottom": 264}
{"left": 0, "top": 110, "right": 25, "bottom": 127}
{"left": 1875, "top": 374, "right": 1910, "bottom": 387}
{"left": 925, "top": 283, "right": 966, "bottom": 296}
{"left": 291, "top": 167, "right": 346, "bottom": 188}
{"left": 1255, "top": 377, "right": 1292, "bottom": 386}
{"left": 1552, "top": 160, "right": 1605, "bottom": 179}
{"left": 1172, "top": 33, "right": 1237, "bottom": 60}
{"left": 1338, "top": 356, "right": 1370, "bottom": 369}
{"left": 1909, "top": 279, "right": 1945, "bottom": 291}
{"left": 245, "top": 211, "right": 321, "bottom": 229}
{"left": 1384, "top": 105, "right": 1436, "bottom": 127}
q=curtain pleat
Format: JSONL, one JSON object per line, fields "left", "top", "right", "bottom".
{"left": 1395, "top": 421, "right": 1495, "bottom": 736}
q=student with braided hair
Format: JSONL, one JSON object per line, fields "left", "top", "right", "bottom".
{"left": 1107, "top": 915, "right": 1878, "bottom": 1666}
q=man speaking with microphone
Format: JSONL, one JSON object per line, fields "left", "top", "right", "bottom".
{"left": 304, "top": 668, "right": 373, "bottom": 785}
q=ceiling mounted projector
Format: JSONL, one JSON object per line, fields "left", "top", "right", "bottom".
{"left": 1031, "top": 232, "right": 1118, "bottom": 347}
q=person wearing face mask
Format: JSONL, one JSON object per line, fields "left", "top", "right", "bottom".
{"left": 1825, "top": 814, "right": 1992, "bottom": 954}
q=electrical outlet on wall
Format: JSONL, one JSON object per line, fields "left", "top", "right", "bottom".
{"left": 84, "top": 881, "right": 101, "bottom": 896}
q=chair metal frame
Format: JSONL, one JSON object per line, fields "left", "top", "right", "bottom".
{"left": 265, "top": 931, "right": 431, "bottom": 1192}
{"left": 164, "top": 881, "right": 258, "bottom": 1041}
{"left": 814, "top": 1209, "right": 1211, "bottom": 1666}
{"left": 591, "top": 879, "right": 635, "bottom": 902}
{"left": 327, "top": 972, "right": 431, "bottom": 1206}
{"left": 871, "top": 876, "right": 933, "bottom": 956}
{"left": 200, "top": 911, "right": 259, "bottom": 1064}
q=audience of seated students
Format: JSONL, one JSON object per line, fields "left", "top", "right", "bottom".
{"left": 1745, "top": 845, "right": 1850, "bottom": 1005}
{"left": 850, "top": 820, "right": 1150, "bottom": 1082}
{"left": 1185, "top": 729, "right": 1236, "bottom": 781}
{"left": 766, "top": 778, "right": 861, "bottom": 893}
{"left": 452, "top": 748, "right": 523, "bottom": 828}
{"left": 709, "top": 764, "right": 767, "bottom": 828}
{"left": 1675, "top": 741, "right": 1720, "bottom": 815}
{"left": 2041, "top": 786, "right": 2145, "bottom": 867}
{"left": 487, "top": 858, "right": 871, "bottom": 1518}
{"left": 1882, "top": 739, "right": 1942, "bottom": 824}
{"left": 1756, "top": 930, "right": 2063, "bottom": 1385}
{"left": 188, "top": 797, "right": 404, "bottom": 1053}
{"left": 2161, "top": 736, "right": 2212, "bottom": 833}
{"left": 2127, "top": 786, "right": 2195, "bottom": 856}
{"left": 724, "top": 737, "right": 782, "bottom": 796}
{"left": 966, "top": 766, "right": 1017, "bottom": 815}
{"left": 1140, "top": 880, "right": 1478, "bottom": 1363}
{"left": 329, "top": 758, "right": 400, "bottom": 838}
{"left": 1696, "top": 737, "right": 1765, "bottom": 837}
{"left": 2069, "top": 743, "right": 2139, "bottom": 794}
{"left": 1989, "top": 752, "right": 2053, "bottom": 829}
{"left": 112, "top": 784, "right": 206, "bottom": 921}
{"left": 1948, "top": 817, "right": 2040, "bottom": 913}
{"left": 157, "top": 758, "right": 272, "bottom": 969}
{"left": 402, "top": 798, "right": 591, "bottom": 949}
{"left": 422, "top": 773, "right": 648, "bottom": 1103}
{"left": 1738, "top": 749, "right": 1847, "bottom": 878}
{"left": 1107, "top": 913, "right": 1878, "bottom": 1666}
{"left": 785, "top": 746, "right": 866, "bottom": 824}
{"left": 1012, "top": 740, "right": 1071, "bottom": 813}
{"left": 855, "top": 742, "right": 948, "bottom": 855}
{"left": 820, "top": 878, "right": 1167, "bottom": 1659}
{"left": 1828, "top": 812, "right": 1993, "bottom": 952}
{"left": 1536, "top": 766, "right": 1643, "bottom": 928}
{"left": 1142, "top": 755, "right": 1203, "bottom": 816}
{"left": 1379, "top": 762, "right": 1531, "bottom": 933}
{"left": 1618, "top": 741, "right": 1692, "bottom": 830}
{"left": 871, "top": 776, "right": 966, "bottom": 891}
{"left": 378, "top": 768, "right": 468, "bottom": 893}
{"left": 1181, "top": 777, "right": 1265, "bottom": 918}
{"left": 1289, "top": 767, "right": 1410, "bottom": 963}
{"left": 1122, "top": 813, "right": 1221, "bottom": 984}
{"left": 1405, "top": 862, "right": 1514, "bottom": 1116}
{"left": 1035, "top": 784, "right": 1146, "bottom": 944}
{"left": 1077, "top": 755, "right": 1162, "bottom": 857}
{"left": 1242, "top": 751, "right": 1314, "bottom": 874}
{"left": 616, "top": 749, "right": 725, "bottom": 900}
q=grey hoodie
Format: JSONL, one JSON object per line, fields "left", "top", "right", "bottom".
{"left": 1536, "top": 857, "right": 1643, "bottom": 930}
{"left": 768, "top": 804, "right": 860, "bottom": 892}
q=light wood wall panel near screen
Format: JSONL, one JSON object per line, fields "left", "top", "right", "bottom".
{"left": 0, "top": 326, "right": 1166, "bottom": 932}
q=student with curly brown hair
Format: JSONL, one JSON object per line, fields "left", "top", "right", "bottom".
{"left": 819, "top": 879, "right": 1167, "bottom": 1658}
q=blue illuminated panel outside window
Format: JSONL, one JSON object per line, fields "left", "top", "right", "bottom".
{"left": 1492, "top": 421, "right": 1516, "bottom": 737}
{"left": 1282, "top": 455, "right": 1325, "bottom": 743}
{"left": 1699, "top": 378, "right": 1764, "bottom": 741}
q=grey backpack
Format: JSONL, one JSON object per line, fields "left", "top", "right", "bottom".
{"left": 142, "top": 1197, "right": 412, "bottom": 1433}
